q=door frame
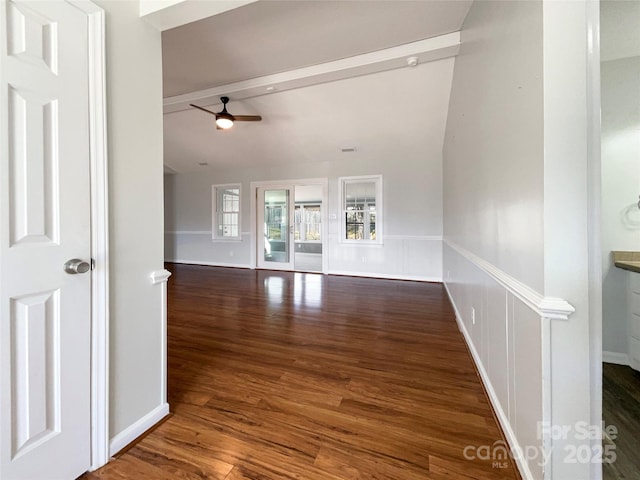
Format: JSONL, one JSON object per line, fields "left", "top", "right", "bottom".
{"left": 250, "top": 178, "right": 328, "bottom": 273}
{"left": 585, "top": 1, "right": 603, "bottom": 478}
{"left": 71, "top": 0, "right": 110, "bottom": 471}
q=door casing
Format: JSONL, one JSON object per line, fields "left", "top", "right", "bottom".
{"left": 251, "top": 178, "right": 328, "bottom": 273}
{"left": 81, "top": 0, "right": 110, "bottom": 471}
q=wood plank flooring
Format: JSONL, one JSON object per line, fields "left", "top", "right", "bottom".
{"left": 82, "top": 264, "right": 521, "bottom": 480}
{"left": 603, "top": 362, "right": 640, "bottom": 480}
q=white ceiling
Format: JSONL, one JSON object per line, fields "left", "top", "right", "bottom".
{"left": 162, "top": 0, "right": 471, "bottom": 173}
{"left": 601, "top": 0, "right": 640, "bottom": 62}
{"left": 161, "top": 0, "right": 472, "bottom": 97}
{"left": 163, "top": 58, "right": 454, "bottom": 172}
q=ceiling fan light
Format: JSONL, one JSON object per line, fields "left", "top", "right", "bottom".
{"left": 216, "top": 116, "right": 234, "bottom": 129}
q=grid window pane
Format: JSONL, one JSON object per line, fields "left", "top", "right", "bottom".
{"left": 294, "top": 204, "right": 322, "bottom": 242}
{"left": 343, "top": 178, "right": 378, "bottom": 241}
{"left": 214, "top": 186, "right": 241, "bottom": 238}
{"left": 369, "top": 212, "right": 376, "bottom": 240}
{"left": 346, "top": 224, "right": 364, "bottom": 240}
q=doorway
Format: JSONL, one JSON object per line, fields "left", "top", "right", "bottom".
{"left": 254, "top": 179, "right": 327, "bottom": 273}
{"left": 599, "top": 1, "right": 640, "bottom": 478}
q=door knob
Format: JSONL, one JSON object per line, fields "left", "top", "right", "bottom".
{"left": 64, "top": 259, "right": 91, "bottom": 274}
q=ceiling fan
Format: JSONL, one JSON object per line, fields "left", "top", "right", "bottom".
{"left": 190, "top": 96, "right": 262, "bottom": 130}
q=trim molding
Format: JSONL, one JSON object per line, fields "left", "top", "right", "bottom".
{"left": 150, "top": 269, "right": 171, "bottom": 408}
{"left": 384, "top": 235, "right": 442, "bottom": 241}
{"left": 165, "top": 261, "right": 440, "bottom": 282}
{"left": 602, "top": 351, "right": 629, "bottom": 366}
{"left": 165, "top": 230, "right": 210, "bottom": 235}
{"left": 166, "top": 259, "right": 252, "bottom": 269}
{"left": 74, "top": 0, "right": 111, "bottom": 471}
{"left": 444, "top": 283, "right": 533, "bottom": 480}
{"left": 109, "top": 403, "right": 169, "bottom": 457}
{"left": 150, "top": 269, "right": 172, "bottom": 285}
{"left": 326, "top": 234, "right": 441, "bottom": 244}
{"left": 165, "top": 231, "right": 251, "bottom": 236}
{"left": 327, "top": 270, "right": 440, "bottom": 283}
{"left": 444, "top": 239, "right": 575, "bottom": 320}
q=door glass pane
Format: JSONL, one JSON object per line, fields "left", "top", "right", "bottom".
{"left": 294, "top": 184, "right": 323, "bottom": 272}
{"left": 263, "top": 189, "right": 289, "bottom": 263}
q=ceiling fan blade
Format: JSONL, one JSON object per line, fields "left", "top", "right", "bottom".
{"left": 233, "top": 115, "right": 262, "bottom": 122}
{"left": 190, "top": 103, "right": 218, "bottom": 117}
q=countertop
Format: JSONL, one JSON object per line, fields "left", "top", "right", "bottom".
{"left": 613, "top": 251, "right": 640, "bottom": 274}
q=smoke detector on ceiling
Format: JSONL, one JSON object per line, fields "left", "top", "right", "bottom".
{"left": 407, "top": 56, "right": 418, "bottom": 67}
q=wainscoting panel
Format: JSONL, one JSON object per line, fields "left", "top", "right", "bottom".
{"left": 444, "top": 241, "right": 573, "bottom": 480}
{"left": 165, "top": 231, "right": 252, "bottom": 269}
{"left": 166, "top": 232, "right": 443, "bottom": 282}
{"left": 327, "top": 235, "right": 442, "bottom": 281}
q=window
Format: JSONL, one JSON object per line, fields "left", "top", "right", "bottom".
{"left": 339, "top": 175, "right": 382, "bottom": 244}
{"left": 294, "top": 204, "right": 322, "bottom": 241}
{"left": 212, "top": 184, "right": 241, "bottom": 240}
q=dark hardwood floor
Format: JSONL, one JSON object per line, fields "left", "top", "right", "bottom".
{"left": 603, "top": 362, "right": 640, "bottom": 480}
{"left": 83, "top": 264, "right": 520, "bottom": 479}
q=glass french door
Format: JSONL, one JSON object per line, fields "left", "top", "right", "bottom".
{"left": 257, "top": 186, "right": 295, "bottom": 270}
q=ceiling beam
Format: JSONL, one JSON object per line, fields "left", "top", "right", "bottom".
{"left": 163, "top": 31, "right": 461, "bottom": 114}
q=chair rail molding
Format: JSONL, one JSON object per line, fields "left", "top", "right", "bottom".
{"left": 444, "top": 239, "right": 575, "bottom": 320}
{"left": 150, "top": 269, "right": 172, "bottom": 285}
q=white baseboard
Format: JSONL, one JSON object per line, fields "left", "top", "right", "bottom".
{"left": 165, "top": 259, "right": 252, "bottom": 269}
{"left": 602, "top": 350, "right": 629, "bottom": 366}
{"left": 444, "top": 282, "right": 532, "bottom": 480}
{"left": 109, "top": 403, "right": 169, "bottom": 456}
{"left": 165, "top": 261, "right": 441, "bottom": 282}
{"left": 327, "top": 269, "right": 441, "bottom": 283}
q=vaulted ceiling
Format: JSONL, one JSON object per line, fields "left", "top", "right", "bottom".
{"left": 162, "top": 0, "right": 472, "bottom": 173}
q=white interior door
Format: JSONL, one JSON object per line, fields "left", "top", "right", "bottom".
{"left": 0, "top": 1, "right": 93, "bottom": 478}
{"left": 257, "top": 186, "right": 295, "bottom": 270}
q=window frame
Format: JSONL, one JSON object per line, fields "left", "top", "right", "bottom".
{"left": 212, "top": 183, "right": 242, "bottom": 241}
{"left": 338, "top": 175, "right": 383, "bottom": 245}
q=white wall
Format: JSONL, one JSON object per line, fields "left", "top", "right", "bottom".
{"left": 95, "top": 0, "right": 167, "bottom": 448}
{"left": 164, "top": 61, "right": 453, "bottom": 281}
{"left": 442, "top": 0, "right": 544, "bottom": 293}
{"left": 165, "top": 154, "right": 443, "bottom": 280}
{"left": 601, "top": 56, "right": 640, "bottom": 358}
{"left": 444, "top": 1, "right": 595, "bottom": 479}
{"left": 443, "top": 4, "right": 545, "bottom": 478}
